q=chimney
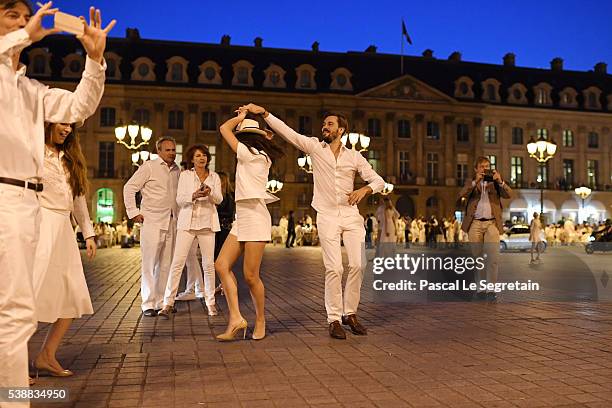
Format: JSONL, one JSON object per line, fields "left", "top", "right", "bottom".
{"left": 311, "top": 41, "right": 319, "bottom": 52}
{"left": 365, "top": 45, "right": 377, "bottom": 53}
{"left": 221, "top": 35, "right": 231, "bottom": 46}
{"left": 422, "top": 49, "right": 434, "bottom": 58}
{"left": 594, "top": 62, "right": 608, "bottom": 74}
{"left": 125, "top": 28, "right": 140, "bottom": 40}
{"left": 254, "top": 37, "right": 263, "bottom": 48}
{"left": 448, "top": 51, "right": 461, "bottom": 62}
{"left": 551, "top": 57, "right": 563, "bottom": 71}
{"left": 503, "top": 53, "right": 515, "bottom": 67}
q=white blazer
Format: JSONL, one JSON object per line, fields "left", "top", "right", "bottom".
{"left": 176, "top": 169, "right": 223, "bottom": 231}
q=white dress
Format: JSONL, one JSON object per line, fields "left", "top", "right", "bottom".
{"left": 230, "top": 142, "right": 278, "bottom": 241}
{"left": 32, "top": 147, "right": 94, "bottom": 323}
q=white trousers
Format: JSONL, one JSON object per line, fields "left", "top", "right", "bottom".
{"left": 184, "top": 241, "right": 205, "bottom": 296}
{"left": 0, "top": 185, "right": 40, "bottom": 407}
{"left": 317, "top": 213, "right": 366, "bottom": 323}
{"left": 164, "top": 229, "right": 215, "bottom": 307}
{"left": 139, "top": 220, "right": 176, "bottom": 311}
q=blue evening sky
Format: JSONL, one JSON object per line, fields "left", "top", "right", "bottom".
{"left": 54, "top": 0, "right": 611, "bottom": 72}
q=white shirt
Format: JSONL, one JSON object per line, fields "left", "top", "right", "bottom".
{"left": 0, "top": 29, "right": 106, "bottom": 181}
{"left": 123, "top": 158, "right": 180, "bottom": 230}
{"left": 473, "top": 181, "right": 493, "bottom": 219}
{"left": 234, "top": 142, "right": 278, "bottom": 203}
{"left": 40, "top": 146, "right": 94, "bottom": 238}
{"left": 265, "top": 114, "right": 385, "bottom": 217}
{"left": 175, "top": 169, "right": 222, "bottom": 231}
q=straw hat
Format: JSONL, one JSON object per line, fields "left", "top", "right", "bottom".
{"left": 235, "top": 118, "right": 267, "bottom": 136}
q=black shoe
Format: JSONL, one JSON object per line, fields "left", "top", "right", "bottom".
{"left": 486, "top": 292, "right": 498, "bottom": 303}
{"left": 341, "top": 314, "right": 367, "bottom": 335}
{"left": 143, "top": 309, "right": 157, "bottom": 317}
{"left": 329, "top": 321, "right": 346, "bottom": 339}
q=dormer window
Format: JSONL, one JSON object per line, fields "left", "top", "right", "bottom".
{"left": 481, "top": 79, "right": 501, "bottom": 103}
{"left": 330, "top": 68, "right": 353, "bottom": 91}
{"left": 26, "top": 48, "right": 51, "bottom": 77}
{"left": 582, "top": 87, "right": 602, "bottom": 110}
{"left": 533, "top": 82, "right": 552, "bottom": 106}
{"left": 61, "top": 53, "right": 85, "bottom": 78}
{"left": 131, "top": 57, "right": 156, "bottom": 81}
{"left": 103, "top": 52, "right": 122, "bottom": 80}
{"left": 263, "top": 64, "right": 286, "bottom": 88}
{"left": 559, "top": 87, "right": 578, "bottom": 108}
{"left": 198, "top": 60, "right": 222, "bottom": 85}
{"left": 295, "top": 64, "right": 317, "bottom": 90}
{"left": 232, "top": 60, "right": 254, "bottom": 87}
{"left": 166, "top": 56, "right": 188, "bottom": 83}
{"left": 507, "top": 83, "right": 527, "bottom": 104}
{"left": 454, "top": 76, "right": 474, "bottom": 98}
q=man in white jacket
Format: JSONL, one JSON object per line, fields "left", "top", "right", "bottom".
{"left": 243, "top": 103, "right": 385, "bottom": 339}
{"left": 124, "top": 137, "right": 180, "bottom": 316}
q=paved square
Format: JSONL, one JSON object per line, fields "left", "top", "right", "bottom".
{"left": 29, "top": 246, "right": 612, "bottom": 407}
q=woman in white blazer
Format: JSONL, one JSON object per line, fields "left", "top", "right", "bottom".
{"left": 158, "top": 145, "right": 223, "bottom": 318}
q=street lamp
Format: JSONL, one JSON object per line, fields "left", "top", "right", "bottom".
{"left": 131, "top": 150, "right": 158, "bottom": 167}
{"left": 115, "top": 122, "right": 153, "bottom": 150}
{"left": 526, "top": 136, "right": 557, "bottom": 215}
{"left": 574, "top": 186, "right": 592, "bottom": 223}
{"left": 341, "top": 132, "right": 370, "bottom": 152}
{"left": 266, "top": 179, "right": 284, "bottom": 194}
{"left": 381, "top": 182, "right": 394, "bottom": 196}
{"left": 297, "top": 155, "right": 313, "bottom": 174}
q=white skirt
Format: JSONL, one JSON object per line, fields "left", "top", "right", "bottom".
{"left": 32, "top": 207, "right": 93, "bottom": 323}
{"left": 229, "top": 198, "right": 271, "bottom": 242}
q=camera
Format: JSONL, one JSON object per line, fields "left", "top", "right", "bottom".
{"left": 483, "top": 169, "right": 494, "bottom": 182}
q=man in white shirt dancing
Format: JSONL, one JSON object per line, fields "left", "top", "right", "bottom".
{"left": 244, "top": 103, "right": 385, "bottom": 339}
{"left": 124, "top": 137, "right": 180, "bottom": 317}
{"left": 0, "top": 0, "right": 114, "bottom": 398}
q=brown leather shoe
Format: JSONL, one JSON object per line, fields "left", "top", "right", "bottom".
{"left": 341, "top": 314, "right": 367, "bottom": 335}
{"left": 329, "top": 321, "right": 346, "bottom": 339}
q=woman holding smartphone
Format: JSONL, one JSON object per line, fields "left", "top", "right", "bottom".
{"left": 158, "top": 144, "right": 222, "bottom": 318}
{"left": 31, "top": 122, "right": 96, "bottom": 378}
{"left": 216, "top": 108, "right": 283, "bottom": 341}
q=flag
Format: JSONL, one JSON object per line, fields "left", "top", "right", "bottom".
{"left": 402, "top": 19, "right": 413, "bottom": 45}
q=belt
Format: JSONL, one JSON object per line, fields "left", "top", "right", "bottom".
{"left": 475, "top": 217, "right": 494, "bottom": 221}
{"left": 0, "top": 177, "right": 43, "bottom": 192}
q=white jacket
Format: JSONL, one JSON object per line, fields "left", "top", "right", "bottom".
{"left": 176, "top": 169, "right": 223, "bottom": 231}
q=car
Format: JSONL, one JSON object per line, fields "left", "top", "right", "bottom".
{"left": 499, "top": 224, "right": 546, "bottom": 252}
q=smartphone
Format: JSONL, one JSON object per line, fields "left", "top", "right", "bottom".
{"left": 54, "top": 11, "right": 84, "bottom": 36}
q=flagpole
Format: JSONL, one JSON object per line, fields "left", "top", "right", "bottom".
{"left": 400, "top": 19, "right": 404, "bottom": 75}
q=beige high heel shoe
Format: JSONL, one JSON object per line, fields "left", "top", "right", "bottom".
{"left": 216, "top": 319, "right": 247, "bottom": 341}
{"left": 252, "top": 322, "right": 266, "bottom": 340}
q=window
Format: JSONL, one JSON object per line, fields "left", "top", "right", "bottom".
{"left": 367, "top": 118, "right": 381, "bottom": 137}
{"left": 456, "top": 123, "right": 469, "bottom": 142}
{"left": 330, "top": 68, "right": 353, "bottom": 91}
{"left": 204, "top": 67, "right": 216, "bottom": 81}
{"left": 176, "top": 144, "right": 183, "bottom": 168}
{"left": 562, "top": 130, "right": 574, "bottom": 147}
{"left": 299, "top": 70, "right": 312, "bottom": 88}
{"left": 537, "top": 163, "right": 548, "bottom": 186}
{"left": 208, "top": 145, "right": 216, "bottom": 171}
{"left": 510, "top": 157, "right": 523, "bottom": 187}
{"left": 587, "top": 132, "right": 599, "bottom": 148}
{"left": 107, "top": 58, "right": 117, "bottom": 78}
{"left": 201, "top": 111, "right": 217, "bottom": 131}
{"left": 484, "top": 125, "right": 497, "bottom": 144}
{"left": 138, "top": 63, "right": 149, "bottom": 77}
{"left": 563, "top": 159, "right": 574, "bottom": 187}
{"left": 537, "top": 128, "right": 548, "bottom": 140}
{"left": 237, "top": 67, "right": 249, "bottom": 85}
{"left": 168, "top": 110, "right": 184, "bottom": 130}
{"left": 96, "top": 188, "right": 115, "bottom": 223}
{"left": 399, "top": 151, "right": 410, "bottom": 182}
{"left": 513, "top": 89, "right": 522, "bottom": 100}
{"left": 426, "top": 121, "right": 440, "bottom": 140}
{"left": 486, "top": 84, "right": 496, "bottom": 101}
{"left": 456, "top": 163, "right": 468, "bottom": 186}
{"left": 198, "top": 61, "right": 222, "bottom": 85}
{"left": 171, "top": 63, "right": 183, "bottom": 82}
{"left": 100, "top": 107, "right": 116, "bottom": 127}
{"left": 398, "top": 120, "right": 411, "bottom": 138}
{"left": 367, "top": 150, "right": 382, "bottom": 173}
{"left": 299, "top": 116, "right": 312, "bottom": 135}
{"left": 426, "top": 153, "right": 439, "bottom": 184}
{"left": 69, "top": 59, "right": 82, "bottom": 73}
{"left": 588, "top": 92, "right": 597, "bottom": 108}
{"left": 33, "top": 54, "right": 46, "bottom": 74}
{"left": 487, "top": 155, "right": 497, "bottom": 170}
{"left": 98, "top": 142, "right": 115, "bottom": 178}
{"left": 536, "top": 88, "right": 548, "bottom": 105}
{"left": 511, "top": 127, "right": 523, "bottom": 145}
{"left": 295, "top": 64, "right": 317, "bottom": 89}
{"left": 132, "top": 108, "right": 150, "bottom": 125}
{"left": 587, "top": 160, "right": 598, "bottom": 187}
{"left": 459, "top": 82, "right": 469, "bottom": 95}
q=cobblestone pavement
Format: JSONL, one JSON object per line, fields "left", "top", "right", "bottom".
{"left": 29, "top": 246, "right": 612, "bottom": 408}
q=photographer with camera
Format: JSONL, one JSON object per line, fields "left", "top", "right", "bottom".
{"left": 458, "top": 156, "right": 512, "bottom": 302}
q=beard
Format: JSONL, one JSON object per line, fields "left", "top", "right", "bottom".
{"left": 322, "top": 130, "right": 338, "bottom": 144}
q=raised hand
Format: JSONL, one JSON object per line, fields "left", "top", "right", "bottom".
{"left": 24, "top": 2, "right": 60, "bottom": 43}
{"left": 77, "top": 6, "right": 116, "bottom": 63}
{"left": 242, "top": 103, "right": 266, "bottom": 115}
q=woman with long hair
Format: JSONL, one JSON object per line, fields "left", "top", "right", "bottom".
{"left": 30, "top": 123, "right": 96, "bottom": 378}
{"left": 216, "top": 109, "right": 283, "bottom": 341}
{"left": 158, "top": 145, "right": 222, "bottom": 318}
